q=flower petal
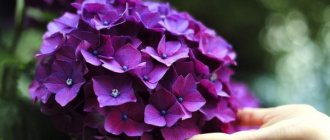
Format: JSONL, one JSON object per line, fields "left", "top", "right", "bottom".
{"left": 144, "top": 105, "right": 166, "bottom": 127}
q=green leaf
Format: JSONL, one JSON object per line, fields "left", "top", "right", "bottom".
{"left": 15, "top": 0, "right": 24, "bottom": 26}
{"left": 14, "top": 29, "right": 43, "bottom": 64}
{"left": 17, "top": 73, "right": 31, "bottom": 100}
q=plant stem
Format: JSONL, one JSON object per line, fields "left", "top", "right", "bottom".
{"left": 10, "top": 0, "right": 25, "bottom": 53}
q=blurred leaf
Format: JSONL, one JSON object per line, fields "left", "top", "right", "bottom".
{"left": 0, "top": 99, "right": 20, "bottom": 140}
{"left": 0, "top": 99, "right": 69, "bottom": 140}
{"left": 0, "top": 29, "right": 14, "bottom": 50}
{"left": 15, "top": 29, "right": 43, "bottom": 64}
{"left": 26, "top": 7, "right": 58, "bottom": 22}
{"left": 18, "top": 73, "right": 31, "bottom": 100}
{"left": 14, "top": 0, "right": 24, "bottom": 26}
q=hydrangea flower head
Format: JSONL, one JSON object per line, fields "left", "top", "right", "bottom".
{"left": 29, "top": 0, "right": 259, "bottom": 139}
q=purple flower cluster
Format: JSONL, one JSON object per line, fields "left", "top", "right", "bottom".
{"left": 29, "top": 0, "right": 258, "bottom": 139}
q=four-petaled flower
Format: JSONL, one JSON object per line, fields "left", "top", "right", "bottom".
{"left": 142, "top": 35, "right": 189, "bottom": 67}
{"left": 160, "top": 118, "right": 199, "bottom": 140}
{"left": 44, "top": 61, "right": 86, "bottom": 106}
{"left": 132, "top": 56, "right": 168, "bottom": 89}
{"left": 78, "top": 35, "right": 114, "bottom": 66}
{"left": 102, "top": 44, "right": 146, "bottom": 73}
{"left": 172, "top": 74, "right": 206, "bottom": 119}
{"left": 105, "top": 102, "right": 150, "bottom": 136}
{"left": 75, "top": 1, "right": 127, "bottom": 30}
{"left": 160, "top": 14, "right": 194, "bottom": 36}
{"left": 92, "top": 74, "right": 136, "bottom": 107}
{"left": 198, "top": 33, "right": 236, "bottom": 65}
{"left": 144, "top": 89, "right": 184, "bottom": 127}
{"left": 199, "top": 83, "right": 235, "bottom": 122}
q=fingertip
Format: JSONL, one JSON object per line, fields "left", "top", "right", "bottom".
{"left": 237, "top": 108, "right": 272, "bottom": 126}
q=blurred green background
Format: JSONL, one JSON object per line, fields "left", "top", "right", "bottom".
{"left": 1, "top": 0, "right": 330, "bottom": 139}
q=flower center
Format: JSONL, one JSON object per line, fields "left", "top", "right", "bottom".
{"left": 111, "top": 89, "right": 120, "bottom": 98}
{"left": 142, "top": 75, "right": 149, "bottom": 81}
{"left": 160, "top": 110, "right": 167, "bottom": 116}
{"left": 92, "top": 50, "right": 98, "bottom": 56}
{"left": 161, "top": 53, "right": 167, "bottom": 59}
{"left": 177, "top": 96, "right": 184, "bottom": 103}
{"left": 66, "top": 78, "right": 73, "bottom": 86}
{"left": 122, "top": 65, "right": 128, "bottom": 71}
{"left": 121, "top": 113, "right": 128, "bottom": 121}
{"left": 210, "top": 73, "right": 218, "bottom": 82}
{"left": 103, "top": 20, "right": 110, "bottom": 26}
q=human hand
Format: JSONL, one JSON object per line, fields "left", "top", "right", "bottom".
{"left": 190, "top": 104, "right": 330, "bottom": 140}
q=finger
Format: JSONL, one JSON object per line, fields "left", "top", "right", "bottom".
{"left": 238, "top": 108, "right": 276, "bottom": 126}
{"left": 231, "top": 125, "right": 283, "bottom": 140}
{"left": 189, "top": 133, "right": 231, "bottom": 140}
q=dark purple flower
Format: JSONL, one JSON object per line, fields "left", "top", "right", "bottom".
{"left": 43, "top": 61, "right": 86, "bottom": 106}
{"left": 197, "top": 66, "right": 233, "bottom": 98}
{"left": 83, "top": 81, "right": 100, "bottom": 113}
{"left": 200, "top": 79, "right": 229, "bottom": 97}
{"left": 29, "top": 64, "right": 52, "bottom": 103}
{"left": 92, "top": 74, "right": 136, "bottom": 107}
{"left": 229, "top": 82, "right": 259, "bottom": 109}
{"left": 29, "top": 54, "right": 55, "bottom": 104}
{"left": 142, "top": 35, "right": 189, "bottom": 67}
{"left": 138, "top": 11, "right": 164, "bottom": 32}
{"left": 198, "top": 33, "right": 236, "bottom": 64}
{"left": 172, "top": 74, "right": 205, "bottom": 119}
{"left": 78, "top": 36, "right": 114, "bottom": 66}
{"left": 132, "top": 56, "right": 168, "bottom": 89}
{"left": 104, "top": 102, "right": 150, "bottom": 136}
{"left": 74, "top": 0, "right": 127, "bottom": 30}
{"left": 160, "top": 14, "right": 193, "bottom": 36}
{"left": 200, "top": 97, "right": 235, "bottom": 123}
{"left": 144, "top": 89, "right": 184, "bottom": 127}
{"left": 102, "top": 44, "right": 146, "bottom": 73}
{"left": 141, "top": 130, "right": 164, "bottom": 140}
{"left": 40, "top": 33, "right": 64, "bottom": 55}
{"left": 45, "top": 12, "right": 79, "bottom": 37}
{"left": 160, "top": 118, "right": 200, "bottom": 140}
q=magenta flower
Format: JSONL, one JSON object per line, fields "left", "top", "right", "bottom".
{"left": 29, "top": 64, "right": 52, "bottom": 103}
{"left": 102, "top": 44, "right": 146, "bottom": 73}
{"left": 144, "top": 89, "right": 184, "bottom": 127}
{"left": 142, "top": 35, "right": 189, "bottom": 67}
{"left": 104, "top": 102, "right": 150, "bottom": 136}
{"left": 138, "top": 11, "right": 164, "bottom": 32}
{"left": 78, "top": 36, "right": 114, "bottom": 66}
{"left": 132, "top": 56, "right": 168, "bottom": 89}
{"left": 44, "top": 61, "right": 86, "bottom": 106}
{"left": 200, "top": 79, "right": 229, "bottom": 97}
{"left": 199, "top": 89, "right": 235, "bottom": 123}
{"left": 160, "top": 14, "right": 193, "bottom": 36}
{"left": 92, "top": 74, "right": 136, "bottom": 107}
{"left": 40, "top": 33, "right": 64, "bottom": 55}
{"left": 229, "top": 82, "right": 259, "bottom": 109}
{"left": 74, "top": 0, "right": 127, "bottom": 30}
{"left": 172, "top": 74, "right": 205, "bottom": 119}
{"left": 160, "top": 118, "right": 199, "bottom": 140}
{"left": 45, "top": 12, "right": 79, "bottom": 37}
{"left": 198, "top": 33, "right": 236, "bottom": 64}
